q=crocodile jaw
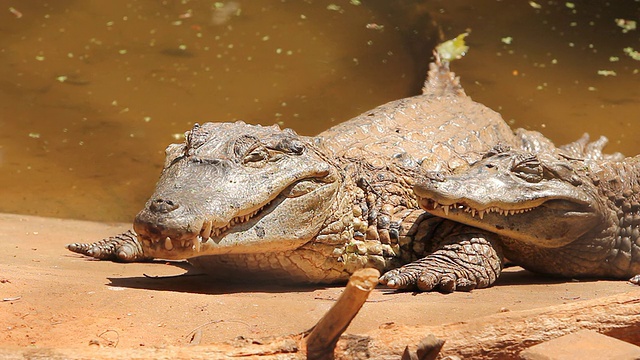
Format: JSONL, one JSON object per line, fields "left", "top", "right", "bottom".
{"left": 414, "top": 156, "right": 600, "bottom": 248}
{"left": 417, "top": 194, "right": 597, "bottom": 247}
{"left": 138, "top": 178, "right": 340, "bottom": 259}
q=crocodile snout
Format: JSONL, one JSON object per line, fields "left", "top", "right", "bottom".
{"left": 149, "top": 198, "right": 180, "bottom": 213}
{"left": 133, "top": 199, "right": 201, "bottom": 244}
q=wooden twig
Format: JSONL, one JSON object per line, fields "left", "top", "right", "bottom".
{"left": 305, "top": 268, "right": 380, "bottom": 360}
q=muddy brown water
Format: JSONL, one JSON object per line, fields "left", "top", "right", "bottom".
{"left": 0, "top": 1, "right": 638, "bottom": 223}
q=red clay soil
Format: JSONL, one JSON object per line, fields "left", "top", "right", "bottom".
{"left": 1, "top": 213, "right": 638, "bottom": 351}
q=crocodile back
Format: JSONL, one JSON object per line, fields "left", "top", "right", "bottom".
{"left": 318, "top": 93, "right": 519, "bottom": 173}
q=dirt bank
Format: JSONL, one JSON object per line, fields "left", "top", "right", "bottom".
{"left": 1, "top": 213, "right": 637, "bottom": 351}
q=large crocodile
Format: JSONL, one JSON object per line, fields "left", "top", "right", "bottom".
{"left": 67, "top": 55, "right": 594, "bottom": 292}
{"left": 413, "top": 139, "right": 640, "bottom": 284}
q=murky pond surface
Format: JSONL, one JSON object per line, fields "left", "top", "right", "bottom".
{"left": 0, "top": 0, "right": 638, "bottom": 223}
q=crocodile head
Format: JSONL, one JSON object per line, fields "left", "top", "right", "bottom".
{"left": 414, "top": 146, "right": 602, "bottom": 247}
{"left": 134, "top": 122, "right": 341, "bottom": 259}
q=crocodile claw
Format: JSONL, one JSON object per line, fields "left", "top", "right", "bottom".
{"left": 380, "top": 265, "right": 477, "bottom": 292}
{"left": 380, "top": 234, "right": 502, "bottom": 293}
{"left": 66, "top": 229, "right": 149, "bottom": 262}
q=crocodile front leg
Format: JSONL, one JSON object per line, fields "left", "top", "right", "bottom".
{"left": 66, "top": 230, "right": 150, "bottom": 262}
{"left": 380, "top": 228, "right": 503, "bottom": 292}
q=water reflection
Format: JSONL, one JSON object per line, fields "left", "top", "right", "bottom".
{"left": 0, "top": 1, "right": 637, "bottom": 222}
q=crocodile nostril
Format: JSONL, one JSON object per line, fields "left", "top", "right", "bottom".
{"left": 425, "top": 171, "right": 446, "bottom": 183}
{"left": 150, "top": 198, "right": 179, "bottom": 213}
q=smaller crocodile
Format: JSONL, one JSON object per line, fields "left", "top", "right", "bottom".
{"left": 413, "top": 137, "right": 640, "bottom": 284}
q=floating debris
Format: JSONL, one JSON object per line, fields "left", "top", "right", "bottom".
{"left": 624, "top": 47, "right": 640, "bottom": 61}
{"left": 8, "top": 7, "right": 22, "bottom": 18}
{"left": 597, "top": 70, "right": 617, "bottom": 77}
{"left": 366, "top": 23, "right": 384, "bottom": 31}
{"left": 211, "top": 2, "right": 240, "bottom": 26}
{"left": 178, "top": 9, "right": 193, "bottom": 19}
{"left": 528, "top": 1, "right": 542, "bottom": 9}
{"left": 501, "top": 36, "right": 513, "bottom": 45}
{"left": 436, "top": 33, "right": 469, "bottom": 62}
{"left": 615, "top": 19, "right": 636, "bottom": 33}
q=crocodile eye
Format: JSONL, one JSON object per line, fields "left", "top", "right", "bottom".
{"left": 163, "top": 143, "right": 186, "bottom": 169}
{"left": 275, "top": 138, "right": 305, "bottom": 155}
{"left": 242, "top": 147, "right": 269, "bottom": 165}
{"left": 512, "top": 154, "right": 543, "bottom": 182}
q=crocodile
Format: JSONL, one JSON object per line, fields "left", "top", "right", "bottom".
{"left": 67, "top": 55, "right": 589, "bottom": 292}
{"left": 413, "top": 138, "right": 640, "bottom": 284}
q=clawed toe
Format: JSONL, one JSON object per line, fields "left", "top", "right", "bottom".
{"left": 379, "top": 269, "right": 420, "bottom": 290}
{"left": 66, "top": 230, "right": 148, "bottom": 262}
{"left": 380, "top": 264, "right": 481, "bottom": 293}
{"left": 418, "top": 273, "right": 449, "bottom": 292}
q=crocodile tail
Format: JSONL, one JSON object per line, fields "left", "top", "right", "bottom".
{"left": 422, "top": 51, "right": 466, "bottom": 97}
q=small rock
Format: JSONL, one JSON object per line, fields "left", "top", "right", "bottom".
{"left": 520, "top": 330, "right": 640, "bottom": 360}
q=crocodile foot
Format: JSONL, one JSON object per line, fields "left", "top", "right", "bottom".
{"left": 379, "top": 234, "right": 503, "bottom": 292}
{"left": 66, "top": 230, "right": 150, "bottom": 262}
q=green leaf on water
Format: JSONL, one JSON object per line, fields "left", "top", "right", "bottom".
{"left": 436, "top": 33, "right": 469, "bottom": 62}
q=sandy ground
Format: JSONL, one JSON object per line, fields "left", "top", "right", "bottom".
{"left": 1, "top": 213, "right": 638, "bottom": 351}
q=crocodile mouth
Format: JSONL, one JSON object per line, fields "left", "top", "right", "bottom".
{"left": 137, "top": 199, "right": 276, "bottom": 253}
{"left": 139, "top": 178, "right": 330, "bottom": 254}
{"left": 419, "top": 198, "right": 536, "bottom": 219}
{"left": 418, "top": 196, "right": 590, "bottom": 221}
{"left": 195, "top": 201, "right": 273, "bottom": 249}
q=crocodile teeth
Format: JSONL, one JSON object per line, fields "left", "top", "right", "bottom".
{"left": 427, "top": 200, "right": 535, "bottom": 218}
{"left": 201, "top": 220, "right": 213, "bottom": 239}
{"left": 198, "top": 201, "right": 273, "bottom": 239}
{"left": 164, "top": 237, "right": 174, "bottom": 251}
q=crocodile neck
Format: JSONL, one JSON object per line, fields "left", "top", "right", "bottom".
{"left": 300, "top": 156, "right": 430, "bottom": 276}
{"left": 494, "top": 155, "right": 640, "bottom": 279}
{"left": 584, "top": 155, "right": 640, "bottom": 277}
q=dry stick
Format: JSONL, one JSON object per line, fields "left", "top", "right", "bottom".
{"left": 306, "top": 268, "right": 380, "bottom": 360}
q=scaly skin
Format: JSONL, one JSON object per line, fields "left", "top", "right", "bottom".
{"left": 414, "top": 142, "right": 640, "bottom": 283}
{"left": 67, "top": 57, "right": 588, "bottom": 291}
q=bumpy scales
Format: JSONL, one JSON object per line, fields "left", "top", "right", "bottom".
{"left": 413, "top": 140, "right": 640, "bottom": 283}
{"left": 67, "top": 56, "right": 632, "bottom": 292}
